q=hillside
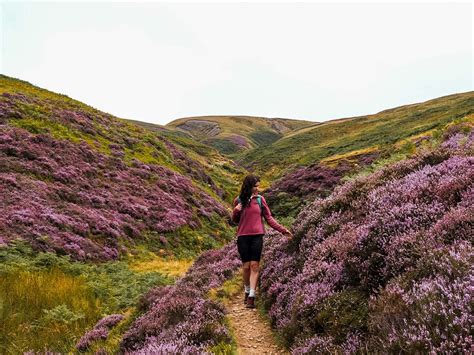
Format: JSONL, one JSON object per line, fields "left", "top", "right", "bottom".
{"left": 166, "top": 115, "right": 315, "bottom": 155}
{"left": 240, "top": 92, "right": 474, "bottom": 218}
{"left": 0, "top": 74, "right": 246, "bottom": 261}
{"left": 259, "top": 125, "right": 473, "bottom": 353}
{"left": 1, "top": 74, "right": 473, "bottom": 354}
{"left": 107, "top": 121, "right": 472, "bottom": 354}
{"left": 241, "top": 92, "right": 474, "bottom": 182}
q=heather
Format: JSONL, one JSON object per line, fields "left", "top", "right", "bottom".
{"left": 265, "top": 152, "right": 378, "bottom": 218}
{"left": 76, "top": 314, "right": 125, "bottom": 351}
{"left": 0, "top": 125, "right": 232, "bottom": 261}
{"left": 259, "top": 128, "right": 473, "bottom": 353}
{"left": 0, "top": 75, "right": 247, "bottom": 268}
{"left": 0, "top": 76, "right": 243, "bottom": 202}
{"left": 119, "top": 242, "right": 242, "bottom": 353}
{"left": 0, "top": 239, "right": 172, "bottom": 353}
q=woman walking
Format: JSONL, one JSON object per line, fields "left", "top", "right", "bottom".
{"left": 232, "top": 174, "right": 293, "bottom": 308}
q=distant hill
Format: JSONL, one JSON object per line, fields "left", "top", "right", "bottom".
{"left": 165, "top": 115, "right": 316, "bottom": 155}
{"left": 240, "top": 92, "right": 474, "bottom": 183}
{"left": 0, "top": 74, "right": 246, "bottom": 261}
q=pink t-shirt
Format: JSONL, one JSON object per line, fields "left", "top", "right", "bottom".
{"left": 232, "top": 194, "right": 288, "bottom": 236}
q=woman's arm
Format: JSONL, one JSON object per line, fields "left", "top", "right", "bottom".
{"left": 260, "top": 196, "right": 290, "bottom": 235}
{"left": 231, "top": 197, "right": 242, "bottom": 223}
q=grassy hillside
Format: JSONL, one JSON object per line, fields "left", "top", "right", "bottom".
{"left": 166, "top": 115, "right": 315, "bottom": 155}
{"left": 0, "top": 74, "right": 247, "bottom": 260}
{"left": 240, "top": 92, "right": 474, "bottom": 184}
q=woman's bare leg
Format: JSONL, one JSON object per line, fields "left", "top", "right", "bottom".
{"left": 242, "top": 261, "right": 250, "bottom": 287}
{"left": 249, "top": 261, "right": 259, "bottom": 291}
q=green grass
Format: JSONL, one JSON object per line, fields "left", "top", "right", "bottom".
{"left": 342, "top": 115, "right": 474, "bottom": 183}
{"left": 0, "top": 266, "right": 103, "bottom": 353}
{"left": 0, "top": 239, "right": 173, "bottom": 354}
{"left": 208, "top": 271, "right": 243, "bottom": 306}
{"left": 240, "top": 92, "right": 474, "bottom": 182}
{"left": 249, "top": 129, "right": 282, "bottom": 146}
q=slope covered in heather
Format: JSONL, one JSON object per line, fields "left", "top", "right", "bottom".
{"left": 259, "top": 125, "right": 473, "bottom": 353}
{"left": 0, "top": 74, "right": 245, "bottom": 261}
{"left": 166, "top": 115, "right": 315, "bottom": 155}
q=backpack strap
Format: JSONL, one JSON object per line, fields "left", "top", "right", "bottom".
{"left": 256, "top": 195, "right": 263, "bottom": 214}
{"left": 236, "top": 195, "right": 263, "bottom": 215}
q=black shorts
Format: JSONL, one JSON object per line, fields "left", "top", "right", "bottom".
{"left": 236, "top": 234, "right": 264, "bottom": 262}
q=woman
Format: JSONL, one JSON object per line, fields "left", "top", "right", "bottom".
{"left": 232, "top": 174, "right": 293, "bottom": 308}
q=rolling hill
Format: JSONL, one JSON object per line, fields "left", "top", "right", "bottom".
{"left": 0, "top": 74, "right": 246, "bottom": 261}
{"left": 240, "top": 92, "right": 474, "bottom": 182}
{"left": 165, "top": 115, "right": 316, "bottom": 155}
{"left": 236, "top": 92, "right": 474, "bottom": 217}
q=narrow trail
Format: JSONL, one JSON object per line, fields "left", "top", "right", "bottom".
{"left": 226, "top": 292, "right": 289, "bottom": 355}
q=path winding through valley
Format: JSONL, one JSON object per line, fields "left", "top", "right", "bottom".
{"left": 226, "top": 292, "right": 289, "bottom": 355}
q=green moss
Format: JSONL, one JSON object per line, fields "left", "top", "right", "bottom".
{"left": 208, "top": 337, "right": 237, "bottom": 355}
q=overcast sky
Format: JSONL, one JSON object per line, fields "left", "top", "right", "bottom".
{"left": 2, "top": 1, "right": 472, "bottom": 125}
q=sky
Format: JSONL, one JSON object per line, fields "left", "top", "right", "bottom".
{"left": 1, "top": 1, "right": 473, "bottom": 125}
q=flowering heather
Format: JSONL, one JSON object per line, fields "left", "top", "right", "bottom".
{"left": 119, "top": 242, "right": 241, "bottom": 353}
{"left": 131, "top": 337, "right": 209, "bottom": 354}
{"left": 265, "top": 153, "right": 379, "bottom": 217}
{"left": 0, "top": 126, "right": 228, "bottom": 261}
{"left": 259, "top": 129, "right": 473, "bottom": 353}
{"left": 76, "top": 327, "right": 109, "bottom": 351}
{"left": 94, "top": 314, "right": 125, "bottom": 329}
{"left": 368, "top": 241, "right": 473, "bottom": 353}
{"left": 161, "top": 139, "right": 225, "bottom": 198}
{"left": 76, "top": 313, "right": 125, "bottom": 351}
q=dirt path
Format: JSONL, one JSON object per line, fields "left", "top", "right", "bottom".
{"left": 226, "top": 292, "right": 289, "bottom": 355}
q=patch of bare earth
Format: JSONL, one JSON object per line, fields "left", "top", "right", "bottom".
{"left": 226, "top": 292, "right": 289, "bottom": 355}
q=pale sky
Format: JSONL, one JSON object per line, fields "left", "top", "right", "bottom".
{"left": 2, "top": 1, "right": 473, "bottom": 125}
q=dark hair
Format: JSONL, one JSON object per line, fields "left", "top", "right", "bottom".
{"left": 238, "top": 174, "right": 260, "bottom": 209}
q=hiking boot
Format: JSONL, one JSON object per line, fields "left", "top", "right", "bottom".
{"left": 246, "top": 296, "right": 255, "bottom": 308}
{"left": 244, "top": 292, "right": 249, "bottom": 304}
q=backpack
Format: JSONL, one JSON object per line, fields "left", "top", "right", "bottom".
{"left": 236, "top": 195, "right": 263, "bottom": 215}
